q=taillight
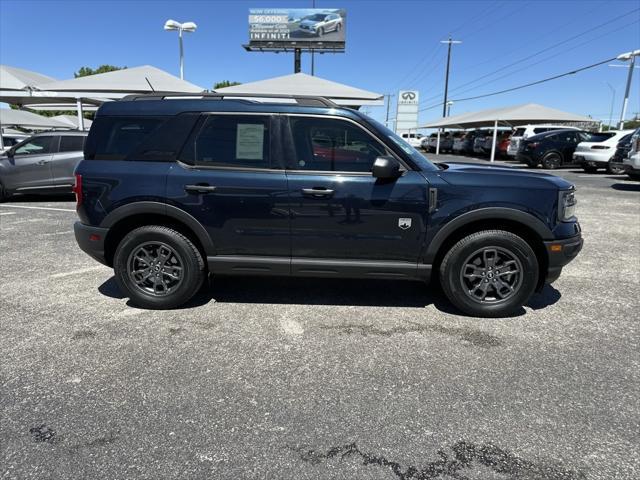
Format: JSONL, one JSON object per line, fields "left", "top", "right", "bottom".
{"left": 72, "top": 174, "right": 82, "bottom": 208}
{"left": 527, "top": 142, "right": 539, "bottom": 149}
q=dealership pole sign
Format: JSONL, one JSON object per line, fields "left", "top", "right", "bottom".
{"left": 245, "top": 8, "right": 346, "bottom": 52}
{"left": 396, "top": 90, "right": 420, "bottom": 133}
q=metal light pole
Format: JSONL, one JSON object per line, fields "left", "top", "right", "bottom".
{"left": 616, "top": 49, "right": 640, "bottom": 129}
{"left": 164, "top": 19, "right": 197, "bottom": 80}
{"left": 446, "top": 101, "right": 454, "bottom": 117}
{"left": 606, "top": 82, "right": 615, "bottom": 131}
{"left": 436, "top": 37, "right": 461, "bottom": 155}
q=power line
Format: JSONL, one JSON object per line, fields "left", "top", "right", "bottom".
{"left": 417, "top": 6, "right": 640, "bottom": 106}
{"left": 418, "top": 56, "right": 617, "bottom": 113}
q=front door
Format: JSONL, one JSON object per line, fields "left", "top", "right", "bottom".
{"left": 283, "top": 115, "right": 429, "bottom": 277}
{"left": 5, "top": 136, "right": 55, "bottom": 191}
{"left": 51, "top": 135, "right": 86, "bottom": 186}
{"left": 166, "top": 113, "right": 290, "bottom": 274}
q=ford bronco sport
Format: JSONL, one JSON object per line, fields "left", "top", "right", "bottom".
{"left": 73, "top": 93, "right": 582, "bottom": 317}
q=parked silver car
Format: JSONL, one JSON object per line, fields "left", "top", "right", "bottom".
{"left": 0, "top": 131, "right": 87, "bottom": 200}
{"left": 298, "top": 13, "right": 343, "bottom": 36}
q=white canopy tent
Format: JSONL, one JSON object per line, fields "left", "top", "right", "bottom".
{"left": 421, "top": 103, "right": 595, "bottom": 161}
{"left": 0, "top": 108, "right": 71, "bottom": 149}
{"left": 214, "top": 72, "right": 383, "bottom": 107}
{"left": 51, "top": 114, "right": 93, "bottom": 129}
{"left": 1, "top": 65, "right": 205, "bottom": 132}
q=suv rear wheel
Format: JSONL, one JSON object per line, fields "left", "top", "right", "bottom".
{"left": 541, "top": 153, "right": 561, "bottom": 169}
{"left": 114, "top": 225, "right": 205, "bottom": 309}
{"left": 439, "top": 230, "right": 539, "bottom": 317}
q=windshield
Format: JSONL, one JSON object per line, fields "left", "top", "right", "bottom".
{"left": 308, "top": 14, "right": 326, "bottom": 21}
{"left": 586, "top": 132, "right": 616, "bottom": 142}
{"left": 366, "top": 117, "right": 439, "bottom": 171}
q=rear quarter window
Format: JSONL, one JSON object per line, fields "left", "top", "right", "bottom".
{"left": 85, "top": 116, "right": 166, "bottom": 160}
{"left": 59, "top": 136, "right": 85, "bottom": 152}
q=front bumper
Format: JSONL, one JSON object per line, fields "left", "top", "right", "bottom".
{"left": 543, "top": 233, "right": 583, "bottom": 284}
{"left": 74, "top": 221, "right": 109, "bottom": 266}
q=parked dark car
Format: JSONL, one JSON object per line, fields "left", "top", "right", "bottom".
{"left": 73, "top": 93, "right": 582, "bottom": 318}
{"left": 608, "top": 132, "right": 634, "bottom": 174}
{"left": 459, "top": 129, "right": 483, "bottom": 155}
{"left": 517, "top": 129, "right": 591, "bottom": 169}
{"left": 0, "top": 130, "right": 88, "bottom": 200}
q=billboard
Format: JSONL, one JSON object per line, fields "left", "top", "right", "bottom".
{"left": 395, "top": 90, "right": 420, "bottom": 133}
{"left": 248, "top": 8, "right": 346, "bottom": 50}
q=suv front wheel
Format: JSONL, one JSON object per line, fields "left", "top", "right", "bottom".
{"left": 439, "top": 230, "right": 539, "bottom": 317}
{"left": 114, "top": 225, "right": 205, "bottom": 309}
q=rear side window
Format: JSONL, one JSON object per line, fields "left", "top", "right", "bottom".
{"left": 59, "top": 136, "right": 85, "bottom": 152}
{"left": 180, "top": 115, "right": 271, "bottom": 169}
{"left": 86, "top": 116, "right": 165, "bottom": 160}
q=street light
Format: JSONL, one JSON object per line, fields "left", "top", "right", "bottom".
{"left": 614, "top": 49, "right": 640, "bottom": 129}
{"left": 605, "top": 83, "right": 615, "bottom": 131}
{"left": 164, "top": 19, "right": 197, "bottom": 80}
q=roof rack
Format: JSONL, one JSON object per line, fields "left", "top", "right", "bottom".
{"left": 120, "top": 92, "right": 339, "bottom": 108}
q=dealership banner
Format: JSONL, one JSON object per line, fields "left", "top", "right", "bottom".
{"left": 248, "top": 8, "right": 346, "bottom": 48}
{"left": 396, "top": 90, "right": 420, "bottom": 133}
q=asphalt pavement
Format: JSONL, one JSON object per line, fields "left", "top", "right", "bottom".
{"left": 1, "top": 158, "right": 638, "bottom": 479}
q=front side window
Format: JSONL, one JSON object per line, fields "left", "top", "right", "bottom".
{"left": 181, "top": 115, "right": 270, "bottom": 169}
{"left": 289, "top": 117, "right": 387, "bottom": 172}
{"left": 14, "top": 136, "right": 53, "bottom": 155}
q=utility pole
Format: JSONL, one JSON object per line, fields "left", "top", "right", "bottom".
{"left": 606, "top": 83, "right": 615, "bottom": 130}
{"left": 437, "top": 37, "right": 461, "bottom": 156}
{"left": 311, "top": 0, "right": 316, "bottom": 76}
{"left": 617, "top": 50, "right": 640, "bottom": 129}
{"left": 440, "top": 37, "right": 462, "bottom": 118}
{"left": 385, "top": 93, "right": 394, "bottom": 128}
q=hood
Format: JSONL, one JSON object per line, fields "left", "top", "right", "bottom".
{"left": 437, "top": 162, "right": 573, "bottom": 190}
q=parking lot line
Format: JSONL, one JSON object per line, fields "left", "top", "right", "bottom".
{"left": 50, "top": 266, "right": 108, "bottom": 278}
{"left": 0, "top": 211, "right": 17, "bottom": 216}
{"left": 0, "top": 204, "right": 76, "bottom": 213}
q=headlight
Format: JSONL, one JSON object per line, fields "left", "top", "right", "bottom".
{"left": 558, "top": 189, "right": 577, "bottom": 222}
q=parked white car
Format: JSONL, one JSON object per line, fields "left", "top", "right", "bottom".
{"left": 623, "top": 128, "right": 640, "bottom": 180}
{"left": 507, "top": 125, "right": 581, "bottom": 157}
{"left": 573, "top": 129, "right": 635, "bottom": 173}
{"left": 400, "top": 132, "right": 424, "bottom": 149}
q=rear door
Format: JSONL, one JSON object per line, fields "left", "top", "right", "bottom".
{"left": 166, "top": 113, "right": 290, "bottom": 273}
{"left": 4, "top": 136, "right": 55, "bottom": 191}
{"left": 51, "top": 135, "right": 86, "bottom": 186}
{"left": 283, "top": 114, "right": 429, "bottom": 277}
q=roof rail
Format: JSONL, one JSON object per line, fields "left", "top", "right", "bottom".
{"left": 120, "top": 92, "right": 340, "bottom": 108}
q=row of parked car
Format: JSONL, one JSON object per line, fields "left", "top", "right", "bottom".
{"left": 408, "top": 125, "right": 640, "bottom": 179}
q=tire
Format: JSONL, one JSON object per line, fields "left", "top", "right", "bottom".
{"left": 317, "top": 27, "right": 324, "bottom": 37}
{"left": 113, "top": 225, "right": 205, "bottom": 309}
{"left": 0, "top": 181, "right": 8, "bottom": 202}
{"left": 336, "top": 23, "right": 342, "bottom": 32}
{"left": 439, "top": 230, "right": 539, "bottom": 318}
{"left": 541, "top": 153, "right": 561, "bottom": 169}
{"left": 582, "top": 165, "right": 598, "bottom": 173}
{"left": 607, "top": 162, "right": 625, "bottom": 174}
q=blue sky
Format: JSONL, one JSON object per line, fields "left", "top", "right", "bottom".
{"left": 1, "top": 0, "right": 639, "bottom": 127}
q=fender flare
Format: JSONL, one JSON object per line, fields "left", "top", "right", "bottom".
{"left": 100, "top": 201, "right": 215, "bottom": 255}
{"left": 423, "top": 207, "right": 553, "bottom": 264}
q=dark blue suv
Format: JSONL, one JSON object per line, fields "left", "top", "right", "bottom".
{"left": 73, "top": 94, "right": 582, "bottom": 317}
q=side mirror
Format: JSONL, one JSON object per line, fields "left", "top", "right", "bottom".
{"left": 372, "top": 156, "right": 401, "bottom": 180}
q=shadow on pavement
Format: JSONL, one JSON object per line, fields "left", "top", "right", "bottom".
{"left": 611, "top": 182, "right": 640, "bottom": 192}
{"left": 98, "top": 275, "right": 535, "bottom": 317}
{"left": 526, "top": 284, "right": 561, "bottom": 310}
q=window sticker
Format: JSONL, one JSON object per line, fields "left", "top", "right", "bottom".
{"left": 236, "top": 123, "right": 265, "bottom": 160}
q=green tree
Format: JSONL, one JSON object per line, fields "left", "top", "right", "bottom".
{"left": 213, "top": 80, "right": 242, "bottom": 90}
{"left": 74, "top": 64, "right": 125, "bottom": 78}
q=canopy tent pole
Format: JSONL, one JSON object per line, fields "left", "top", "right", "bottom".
{"left": 436, "top": 129, "right": 441, "bottom": 155}
{"left": 0, "top": 122, "right": 4, "bottom": 150}
{"left": 76, "top": 98, "right": 85, "bottom": 131}
{"left": 490, "top": 119, "right": 498, "bottom": 163}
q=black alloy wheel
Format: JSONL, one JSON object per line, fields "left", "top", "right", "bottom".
{"left": 542, "top": 153, "right": 561, "bottom": 169}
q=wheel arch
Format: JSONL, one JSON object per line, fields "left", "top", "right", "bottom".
{"left": 101, "top": 202, "right": 214, "bottom": 266}
{"left": 424, "top": 208, "right": 552, "bottom": 290}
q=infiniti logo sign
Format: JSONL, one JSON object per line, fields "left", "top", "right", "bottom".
{"left": 397, "top": 90, "right": 419, "bottom": 106}
{"left": 401, "top": 92, "right": 416, "bottom": 100}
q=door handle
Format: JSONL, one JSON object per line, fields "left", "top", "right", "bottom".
{"left": 185, "top": 184, "right": 217, "bottom": 194}
{"left": 301, "top": 188, "right": 334, "bottom": 198}
{"left": 37, "top": 160, "right": 50, "bottom": 165}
